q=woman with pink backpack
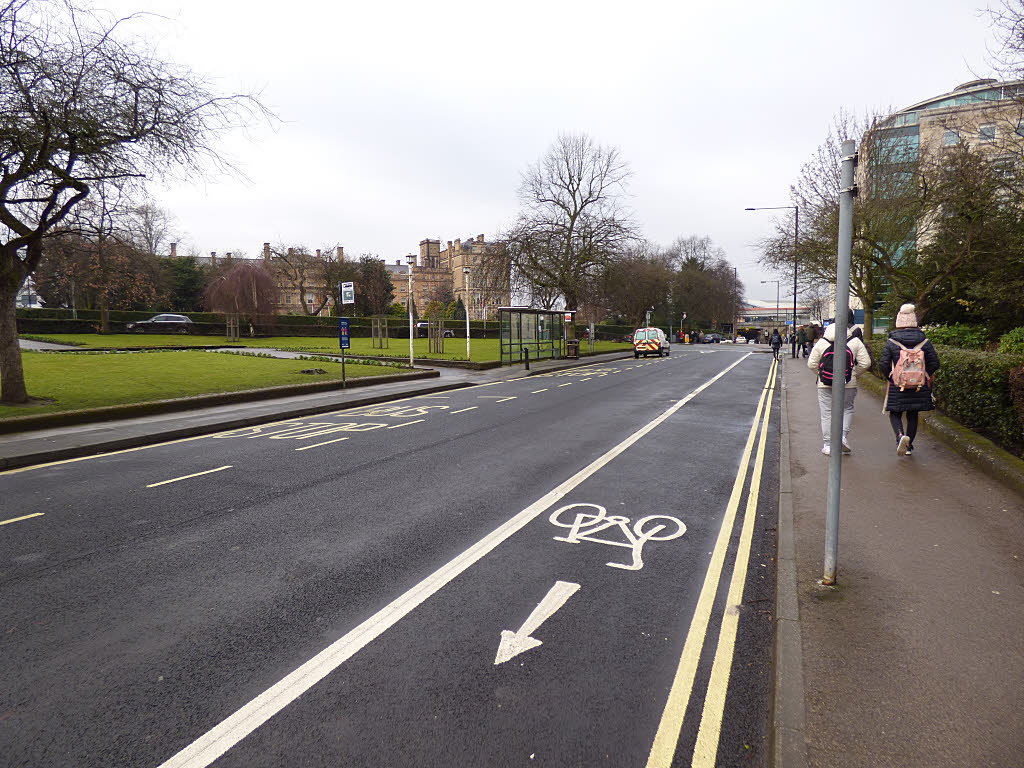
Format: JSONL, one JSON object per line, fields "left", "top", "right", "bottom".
{"left": 879, "top": 304, "right": 941, "bottom": 456}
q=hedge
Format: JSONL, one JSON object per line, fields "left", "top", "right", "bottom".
{"left": 866, "top": 337, "right": 1024, "bottom": 456}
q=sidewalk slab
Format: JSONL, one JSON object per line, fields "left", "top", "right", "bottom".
{"left": 779, "top": 356, "right": 1024, "bottom": 768}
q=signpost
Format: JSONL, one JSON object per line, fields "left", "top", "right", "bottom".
{"left": 340, "top": 281, "right": 355, "bottom": 306}
{"left": 339, "top": 317, "right": 350, "bottom": 388}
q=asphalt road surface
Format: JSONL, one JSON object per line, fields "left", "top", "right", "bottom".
{"left": 1, "top": 346, "right": 781, "bottom": 768}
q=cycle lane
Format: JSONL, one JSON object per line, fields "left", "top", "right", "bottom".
{"left": 0, "top": 355, "right": 740, "bottom": 767}
{"left": 158, "top": 354, "right": 780, "bottom": 768}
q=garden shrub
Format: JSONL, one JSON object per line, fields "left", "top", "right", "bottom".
{"left": 923, "top": 323, "right": 989, "bottom": 349}
{"left": 930, "top": 348, "right": 1024, "bottom": 455}
{"left": 998, "top": 327, "right": 1024, "bottom": 355}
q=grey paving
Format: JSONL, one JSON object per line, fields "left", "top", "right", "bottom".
{"left": 780, "top": 356, "right": 1024, "bottom": 768}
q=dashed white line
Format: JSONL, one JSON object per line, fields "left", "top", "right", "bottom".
{"left": 387, "top": 419, "right": 426, "bottom": 429}
{"left": 450, "top": 407, "right": 478, "bottom": 414}
{"left": 294, "top": 438, "right": 350, "bottom": 451}
{"left": 147, "top": 466, "right": 232, "bottom": 488}
{"left": 0, "top": 512, "right": 44, "bottom": 526}
{"left": 531, "top": 389, "right": 548, "bottom": 394}
{"left": 558, "top": 383, "right": 572, "bottom": 387}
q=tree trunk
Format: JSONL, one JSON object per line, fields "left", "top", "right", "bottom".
{"left": 864, "top": 305, "right": 875, "bottom": 340}
{"left": 101, "top": 296, "right": 110, "bottom": 334}
{"left": 0, "top": 279, "right": 29, "bottom": 404}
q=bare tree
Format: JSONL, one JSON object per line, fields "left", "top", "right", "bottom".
{"left": 758, "top": 111, "right": 924, "bottom": 336}
{"left": 0, "top": 0, "right": 271, "bottom": 403}
{"left": 204, "top": 260, "right": 277, "bottom": 337}
{"left": 491, "top": 133, "right": 640, "bottom": 310}
{"left": 597, "top": 244, "right": 672, "bottom": 326}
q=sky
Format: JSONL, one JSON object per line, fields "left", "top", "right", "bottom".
{"left": 107, "top": 0, "right": 1000, "bottom": 305}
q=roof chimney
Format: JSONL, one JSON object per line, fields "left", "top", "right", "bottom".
{"left": 337, "top": 246, "right": 344, "bottom": 261}
{"left": 477, "top": 234, "right": 485, "bottom": 243}
{"left": 169, "top": 242, "right": 177, "bottom": 258}
{"left": 316, "top": 249, "right": 321, "bottom": 259}
{"left": 263, "top": 242, "right": 271, "bottom": 260}
{"left": 210, "top": 251, "right": 217, "bottom": 267}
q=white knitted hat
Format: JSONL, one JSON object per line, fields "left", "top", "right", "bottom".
{"left": 895, "top": 303, "right": 917, "bottom": 329}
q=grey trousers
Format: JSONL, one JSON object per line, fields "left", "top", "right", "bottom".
{"left": 817, "top": 387, "right": 857, "bottom": 442}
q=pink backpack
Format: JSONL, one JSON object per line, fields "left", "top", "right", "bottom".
{"left": 891, "top": 339, "right": 928, "bottom": 390}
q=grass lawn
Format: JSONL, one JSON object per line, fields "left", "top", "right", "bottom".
{"left": 0, "top": 350, "right": 408, "bottom": 419}
{"left": 19, "top": 334, "right": 633, "bottom": 361}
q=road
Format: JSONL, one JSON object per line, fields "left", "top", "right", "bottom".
{"left": 0, "top": 346, "right": 781, "bottom": 767}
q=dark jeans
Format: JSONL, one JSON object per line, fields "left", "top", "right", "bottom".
{"left": 889, "top": 411, "right": 919, "bottom": 443}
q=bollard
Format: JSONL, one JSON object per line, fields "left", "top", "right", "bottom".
{"left": 524, "top": 347, "right": 530, "bottom": 370}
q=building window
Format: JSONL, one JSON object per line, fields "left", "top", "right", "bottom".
{"left": 980, "top": 124, "right": 996, "bottom": 142}
{"left": 943, "top": 129, "right": 960, "bottom": 146}
{"left": 306, "top": 293, "right": 314, "bottom": 304}
{"left": 285, "top": 294, "right": 292, "bottom": 304}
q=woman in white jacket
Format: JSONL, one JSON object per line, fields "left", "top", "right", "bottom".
{"left": 806, "top": 310, "right": 872, "bottom": 455}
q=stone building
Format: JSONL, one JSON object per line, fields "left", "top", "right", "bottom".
{"left": 386, "top": 234, "right": 509, "bottom": 319}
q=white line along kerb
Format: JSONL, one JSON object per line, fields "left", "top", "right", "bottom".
{"left": 157, "top": 353, "right": 753, "bottom": 768}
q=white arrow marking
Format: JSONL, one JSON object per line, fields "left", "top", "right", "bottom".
{"left": 494, "top": 581, "right": 580, "bottom": 665}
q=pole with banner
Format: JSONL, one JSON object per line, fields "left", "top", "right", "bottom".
{"left": 338, "top": 281, "right": 354, "bottom": 390}
{"left": 339, "top": 317, "right": 350, "bottom": 387}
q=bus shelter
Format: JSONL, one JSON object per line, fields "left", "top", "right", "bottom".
{"left": 498, "top": 307, "right": 570, "bottom": 365}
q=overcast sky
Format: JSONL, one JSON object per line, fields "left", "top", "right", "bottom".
{"left": 113, "top": 0, "right": 999, "bottom": 305}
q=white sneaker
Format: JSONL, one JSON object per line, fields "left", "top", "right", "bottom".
{"left": 897, "top": 434, "right": 910, "bottom": 456}
{"left": 821, "top": 444, "right": 830, "bottom": 456}
{"left": 841, "top": 439, "right": 851, "bottom": 454}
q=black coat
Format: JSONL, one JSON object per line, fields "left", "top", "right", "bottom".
{"left": 879, "top": 328, "right": 941, "bottom": 412}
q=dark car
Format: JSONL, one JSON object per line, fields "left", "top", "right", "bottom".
{"left": 125, "top": 314, "right": 195, "bottom": 334}
{"left": 703, "top": 333, "right": 722, "bottom": 344}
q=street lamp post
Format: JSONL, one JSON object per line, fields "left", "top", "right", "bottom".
{"left": 463, "top": 266, "right": 471, "bottom": 362}
{"left": 746, "top": 205, "right": 799, "bottom": 356}
{"left": 406, "top": 254, "right": 415, "bottom": 368}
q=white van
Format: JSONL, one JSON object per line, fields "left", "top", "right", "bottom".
{"left": 632, "top": 327, "right": 670, "bottom": 358}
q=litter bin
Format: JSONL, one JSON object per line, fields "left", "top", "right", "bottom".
{"left": 565, "top": 339, "right": 580, "bottom": 359}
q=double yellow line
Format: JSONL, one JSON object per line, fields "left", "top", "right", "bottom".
{"left": 646, "top": 357, "right": 778, "bottom": 768}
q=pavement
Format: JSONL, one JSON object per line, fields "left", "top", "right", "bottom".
{"left": 775, "top": 355, "right": 1024, "bottom": 768}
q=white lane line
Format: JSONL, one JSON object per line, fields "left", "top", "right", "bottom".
{"left": 414, "top": 395, "right": 449, "bottom": 399}
{"left": 387, "top": 419, "right": 425, "bottom": 429}
{"left": 146, "top": 465, "right": 232, "bottom": 489}
{"left": 294, "top": 438, "right": 350, "bottom": 452}
{"left": 0, "top": 512, "right": 45, "bottom": 526}
{"left": 531, "top": 389, "right": 548, "bottom": 394}
{"left": 449, "top": 407, "right": 478, "bottom": 414}
{"left": 155, "top": 353, "right": 752, "bottom": 768}
{"left": 494, "top": 397, "right": 517, "bottom": 403}
{"left": 558, "top": 383, "right": 572, "bottom": 387}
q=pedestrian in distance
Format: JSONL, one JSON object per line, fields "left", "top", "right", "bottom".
{"left": 770, "top": 328, "right": 782, "bottom": 360}
{"left": 807, "top": 310, "right": 872, "bottom": 456}
{"left": 796, "top": 325, "right": 807, "bottom": 358}
{"left": 879, "top": 303, "right": 940, "bottom": 456}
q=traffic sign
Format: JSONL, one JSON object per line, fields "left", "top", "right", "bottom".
{"left": 340, "top": 282, "right": 355, "bottom": 305}
{"left": 339, "top": 317, "right": 350, "bottom": 350}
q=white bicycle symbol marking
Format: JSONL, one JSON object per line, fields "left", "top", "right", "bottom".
{"left": 548, "top": 503, "right": 686, "bottom": 571}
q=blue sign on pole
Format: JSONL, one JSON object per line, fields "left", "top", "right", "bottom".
{"left": 339, "top": 317, "right": 350, "bottom": 350}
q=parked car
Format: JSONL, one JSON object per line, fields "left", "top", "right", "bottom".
{"left": 416, "top": 321, "right": 455, "bottom": 338}
{"left": 703, "top": 333, "right": 722, "bottom": 344}
{"left": 125, "top": 314, "right": 195, "bottom": 334}
{"left": 632, "top": 327, "right": 670, "bottom": 358}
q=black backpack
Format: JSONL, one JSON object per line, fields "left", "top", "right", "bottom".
{"left": 818, "top": 341, "right": 853, "bottom": 386}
